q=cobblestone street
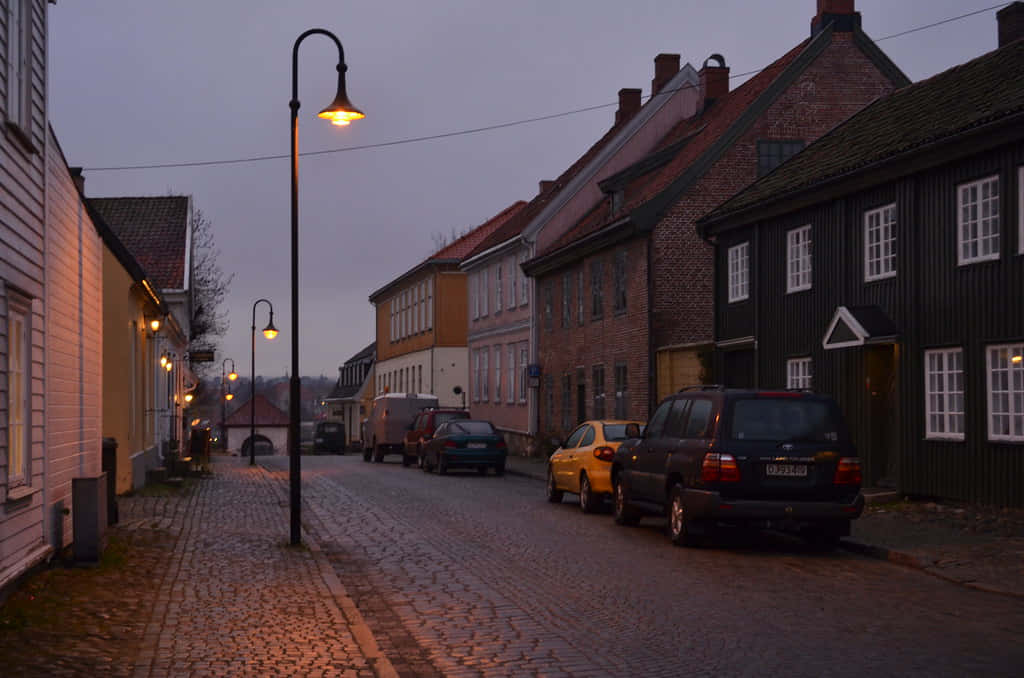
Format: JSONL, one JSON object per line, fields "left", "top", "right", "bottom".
{"left": 3, "top": 456, "right": 1023, "bottom": 677}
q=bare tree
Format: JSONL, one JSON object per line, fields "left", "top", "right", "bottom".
{"left": 429, "top": 224, "right": 474, "bottom": 256}
{"left": 189, "top": 207, "right": 234, "bottom": 376}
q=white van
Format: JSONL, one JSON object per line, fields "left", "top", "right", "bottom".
{"left": 363, "top": 393, "right": 439, "bottom": 463}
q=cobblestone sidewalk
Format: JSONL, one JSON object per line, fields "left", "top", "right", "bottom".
{"left": 0, "top": 459, "right": 395, "bottom": 678}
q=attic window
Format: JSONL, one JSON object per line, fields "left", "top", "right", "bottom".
{"left": 758, "top": 140, "right": 804, "bottom": 177}
{"left": 610, "top": 190, "right": 624, "bottom": 215}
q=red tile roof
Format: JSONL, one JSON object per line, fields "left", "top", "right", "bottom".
{"left": 225, "top": 394, "right": 289, "bottom": 427}
{"left": 430, "top": 201, "right": 528, "bottom": 261}
{"left": 88, "top": 196, "right": 190, "bottom": 290}
{"left": 541, "top": 39, "right": 810, "bottom": 256}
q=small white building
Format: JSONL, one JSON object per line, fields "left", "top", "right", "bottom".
{"left": 224, "top": 395, "right": 289, "bottom": 456}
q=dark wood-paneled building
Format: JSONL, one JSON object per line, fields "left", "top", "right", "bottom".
{"left": 699, "top": 5, "right": 1024, "bottom": 506}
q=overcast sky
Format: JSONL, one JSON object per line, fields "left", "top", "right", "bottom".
{"left": 48, "top": 0, "right": 1004, "bottom": 379}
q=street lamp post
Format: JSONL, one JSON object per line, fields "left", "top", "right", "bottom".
{"left": 250, "top": 299, "right": 278, "bottom": 467}
{"left": 289, "top": 28, "right": 364, "bottom": 545}
{"left": 221, "top": 358, "right": 238, "bottom": 454}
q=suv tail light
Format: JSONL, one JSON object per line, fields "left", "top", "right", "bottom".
{"left": 833, "top": 457, "right": 862, "bottom": 486}
{"left": 496, "top": 440, "right": 507, "bottom": 449}
{"left": 701, "top": 453, "right": 740, "bottom": 483}
{"left": 444, "top": 440, "right": 459, "bottom": 449}
{"left": 593, "top": 446, "right": 615, "bottom": 462}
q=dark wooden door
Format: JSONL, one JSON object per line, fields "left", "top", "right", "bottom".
{"left": 865, "top": 344, "right": 899, "bottom": 487}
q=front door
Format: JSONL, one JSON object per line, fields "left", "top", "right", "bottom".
{"left": 723, "top": 349, "right": 756, "bottom": 388}
{"left": 865, "top": 344, "right": 899, "bottom": 487}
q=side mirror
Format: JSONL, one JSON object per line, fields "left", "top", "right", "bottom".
{"left": 624, "top": 423, "right": 641, "bottom": 439}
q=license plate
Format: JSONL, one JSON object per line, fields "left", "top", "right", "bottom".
{"left": 468, "top": 442, "right": 487, "bottom": 449}
{"left": 766, "top": 463, "right": 807, "bottom": 477}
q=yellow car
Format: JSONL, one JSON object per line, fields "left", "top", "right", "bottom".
{"left": 546, "top": 420, "right": 643, "bottom": 513}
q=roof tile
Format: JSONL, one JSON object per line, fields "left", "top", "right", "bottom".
{"left": 88, "top": 196, "right": 190, "bottom": 290}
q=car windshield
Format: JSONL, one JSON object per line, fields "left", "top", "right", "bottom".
{"left": 602, "top": 424, "right": 634, "bottom": 441}
{"left": 449, "top": 421, "right": 496, "bottom": 435}
{"left": 435, "top": 412, "right": 469, "bottom": 425}
{"left": 729, "top": 398, "right": 839, "bottom": 442}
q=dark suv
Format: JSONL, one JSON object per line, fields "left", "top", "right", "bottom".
{"left": 611, "top": 387, "right": 863, "bottom": 547}
{"left": 403, "top": 408, "right": 470, "bottom": 468}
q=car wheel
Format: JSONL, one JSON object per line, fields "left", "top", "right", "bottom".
{"left": 613, "top": 478, "right": 641, "bottom": 526}
{"left": 494, "top": 461, "right": 505, "bottom": 477}
{"left": 438, "top": 455, "right": 448, "bottom": 475}
{"left": 668, "top": 484, "right": 701, "bottom": 547}
{"left": 579, "top": 474, "right": 598, "bottom": 514}
{"left": 546, "top": 468, "right": 564, "bottom": 503}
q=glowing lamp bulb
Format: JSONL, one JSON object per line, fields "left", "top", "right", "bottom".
{"left": 149, "top": 318, "right": 161, "bottom": 332}
{"left": 1013, "top": 355, "right": 1023, "bottom": 365}
{"left": 184, "top": 393, "right": 193, "bottom": 403}
{"left": 228, "top": 371, "right": 238, "bottom": 381}
{"left": 225, "top": 393, "right": 234, "bottom": 401}
{"left": 263, "top": 328, "right": 278, "bottom": 340}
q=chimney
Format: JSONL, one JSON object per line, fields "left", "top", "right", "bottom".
{"left": 615, "top": 88, "right": 642, "bottom": 125}
{"left": 539, "top": 180, "right": 555, "bottom": 195}
{"left": 651, "top": 53, "right": 680, "bottom": 96}
{"left": 69, "top": 166, "right": 85, "bottom": 194}
{"left": 811, "top": 0, "right": 860, "bottom": 36}
{"left": 998, "top": 2, "right": 1024, "bottom": 47}
{"left": 699, "top": 54, "right": 729, "bottom": 108}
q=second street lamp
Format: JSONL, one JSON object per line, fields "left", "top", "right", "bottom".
{"left": 288, "top": 28, "right": 364, "bottom": 545}
{"left": 221, "top": 358, "right": 237, "bottom": 453}
{"left": 250, "top": 298, "right": 278, "bottom": 467}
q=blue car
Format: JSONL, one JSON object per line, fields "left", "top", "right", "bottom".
{"left": 421, "top": 420, "right": 507, "bottom": 476}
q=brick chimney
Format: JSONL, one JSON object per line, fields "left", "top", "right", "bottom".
{"left": 699, "top": 54, "right": 729, "bottom": 109}
{"left": 998, "top": 2, "right": 1024, "bottom": 47}
{"left": 651, "top": 53, "right": 680, "bottom": 96}
{"left": 539, "top": 180, "right": 555, "bottom": 195}
{"left": 615, "top": 88, "right": 642, "bottom": 125}
{"left": 811, "top": 0, "right": 860, "bottom": 36}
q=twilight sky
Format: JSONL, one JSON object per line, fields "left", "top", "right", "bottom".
{"left": 48, "top": 0, "right": 1003, "bottom": 379}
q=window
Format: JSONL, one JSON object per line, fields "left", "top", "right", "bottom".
{"left": 496, "top": 262, "right": 503, "bottom": 312}
{"left": 577, "top": 269, "right": 584, "bottom": 326}
{"left": 418, "top": 365, "right": 423, "bottom": 393}
{"left": 509, "top": 255, "right": 518, "bottom": 309}
{"left": 412, "top": 286, "right": 420, "bottom": 334}
{"left": 390, "top": 298, "right": 396, "bottom": 342}
{"left": 471, "top": 271, "right": 479, "bottom": 320}
{"left": 613, "top": 249, "right": 627, "bottom": 313}
{"left": 684, "top": 400, "right": 713, "bottom": 438}
{"left": 518, "top": 253, "right": 529, "bottom": 306}
{"left": 579, "top": 426, "right": 595, "bottom": 447}
{"left": 494, "top": 345, "right": 502, "bottom": 403}
{"left": 757, "top": 140, "right": 804, "bottom": 177}
{"left": 545, "top": 375, "right": 554, "bottom": 429}
{"left": 6, "top": 0, "right": 31, "bottom": 132}
{"left": 987, "top": 343, "right": 1024, "bottom": 441}
{"left": 786, "top": 225, "right": 812, "bottom": 293}
{"left": 727, "top": 242, "right": 749, "bottom": 303}
{"left": 958, "top": 175, "right": 1000, "bottom": 265}
{"left": 561, "top": 373, "right": 572, "bottom": 432}
{"left": 561, "top": 273, "right": 572, "bottom": 329}
{"left": 614, "top": 363, "right": 628, "bottom": 419}
{"left": 564, "top": 425, "right": 587, "bottom": 449}
{"left": 787, "top": 357, "right": 813, "bottom": 390}
{"left": 507, "top": 345, "right": 515, "bottom": 404}
{"left": 864, "top": 204, "right": 897, "bottom": 281}
{"left": 591, "top": 259, "right": 604, "bottom": 319}
{"left": 925, "top": 348, "right": 964, "bottom": 440}
{"left": 543, "top": 281, "right": 553, "bottom": 331}
{"left": 481, "top": 267, "right": 489, "bottom": 316}
{"left": 473, "top": 349, "right": 481, "bottom": 402}
{"left": 426, "top": 278, "right": 433, "bottom": 330}
{"left": 576, "top": 367, "right": 586, "bottom": 425}
{"left": 592, "top": 365, "right": 605, "bottom": 419}
{"left": 481, "top": 348, "right": 489, "bottom": 402}
{"left": 519, "top": 344, "right": 528, "bottom": 402}
{"left": 420, "top": 283, "right": 426, "bottom": 332}
{"left": 7, "top": 300, "right": 30, "bottom": 486}
{"left": 646, "top": 400, "right": 674, "bottom": 439}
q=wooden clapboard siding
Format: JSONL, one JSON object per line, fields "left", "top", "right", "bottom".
{"left": 434, "top": 271, "right": 467, "bottom": 347}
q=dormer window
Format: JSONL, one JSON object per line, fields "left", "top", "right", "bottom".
{"left": 758, "top": 140, "right": 804, "bottom": 177}
{"left": 610, "top": 189, "right": 624, "bottom": 215}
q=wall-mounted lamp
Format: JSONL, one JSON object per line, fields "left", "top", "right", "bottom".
{"left": 160, "top": 354, "right": 168, "bottom": 368}
{"left": 146, "top": 315, "right": 163, "bottom": 332}
{"left": 1013, "top": 355, "right": 1023, "bottom": 365}
{"left": 184, "top": 393, "right": 194, "bottom": 403}
{"left": 225, "top": 392, "right": 234, "bottom": 401}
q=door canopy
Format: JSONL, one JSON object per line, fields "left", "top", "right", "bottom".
{"left": 822, "top": 305, "right": 899, "bottom": 350}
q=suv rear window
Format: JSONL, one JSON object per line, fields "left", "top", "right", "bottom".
{"left": 435, "top": 411, "right": 469, "bottom": 426}
{"left": 729, "top": 398, "right": 839, "bottom": 442}
{"left": 449, "top": 421, "right": 496, "bottom": 435}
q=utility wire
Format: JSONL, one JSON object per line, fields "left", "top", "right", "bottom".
{"left": 84, "top": 3, "right": 1008, "bottom": 172}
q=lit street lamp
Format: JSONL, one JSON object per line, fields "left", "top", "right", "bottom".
{"left": 288, "top": 28, "right": 364, "bottom": 545}
{"left": 221, "top": 358, "right": 238, "bottom": 452}
{"left": 250, "top": 298, "right": 278, "bottom": 467}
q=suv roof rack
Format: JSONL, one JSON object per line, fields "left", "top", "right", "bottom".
{"left": 678, "top": 384, "right": 726, "bottom": 392}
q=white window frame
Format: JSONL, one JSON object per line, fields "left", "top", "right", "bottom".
{"left": 507, "top": 345, "right": 515, "bottom": 404}
{"left": 925, "top": 348, "right": 965, "bottom": 441}
{"left": 6, "top": 0, "right": 31, "bottom": 131}
{"left": 727, "top": 242, "right": 750, "bottom": 303}
{"left": 481, "top": 267, "right": 489, "bottom": 317}
{"left": 481, "top": 348, "right": 489, "bottom": 402}
{"left": 986, "top": 343, "right": 1024, "bottom": 442}
{"left": 496, "top": 262, "right": 503, "bottom": 312}
{"left": 494, "top": 345, "right": 502, "bottom": 403}
{"left": 426, "top": 278, "right": 433, "bottom": 330}
{"left": 519, "top": 252, "right": 529, "bottom": 306}
{"left": 864, "top": 203, "right": 897, "bottom": 281}
{"left": 472, "top": 349, "right": 480, "bottom": 402}
{"left": 390, "top": 298, "right": 396, "bottom": 342}
{"left": 7, "top": 299, "right": 30, "bottom": 487}
{"left": 508, "top": 255, "right": 517, "bottom": 310}
{"left": 786, "top": 357, "right": 812, "bottom": 390}
{"left": 957, "top": 175, "right": 1000, "bottom": 265}
{"left": 471, "top": 271, "right": 479, "bottom": 320}
{"left": 519, "top": 344, "right": 528, "bottom": 402}
{"left": 786, "top": 225, "right": 812, "bottom": 293}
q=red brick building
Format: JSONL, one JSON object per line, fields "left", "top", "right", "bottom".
{"left": 523, "top": 0, "right": 910, "bottom": 436}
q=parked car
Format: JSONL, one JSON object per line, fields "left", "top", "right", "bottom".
{"left": 363, "top": 393, "right": 439, "bottom": 462}
{"left": 421, "top": 420, "right": 507, "bottom": 476}
{"left": 611, "top": 386, "right": 863, "bottom": 548}
{"left": 403, "top": 408, "right": 471, "bottom": 467}
{"left": 546, "top": 420, "right": 644, "bottom": 513}
{"left": 312, "top": 421, "right": 346, "bottom": 455}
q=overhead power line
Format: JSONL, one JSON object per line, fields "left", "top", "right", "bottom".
{"left": 84, "top": 3, "right": 1008, "bottom": 172}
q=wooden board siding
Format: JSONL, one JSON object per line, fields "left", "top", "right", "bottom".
{"left": 434, "top": 271, "right": 468, "bottom": 347}
{"left": 717, "top": 141, "right": 1024, "bottom": 505}
{"left": 46, "top": 128, "right": 104, "bottom": 547}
